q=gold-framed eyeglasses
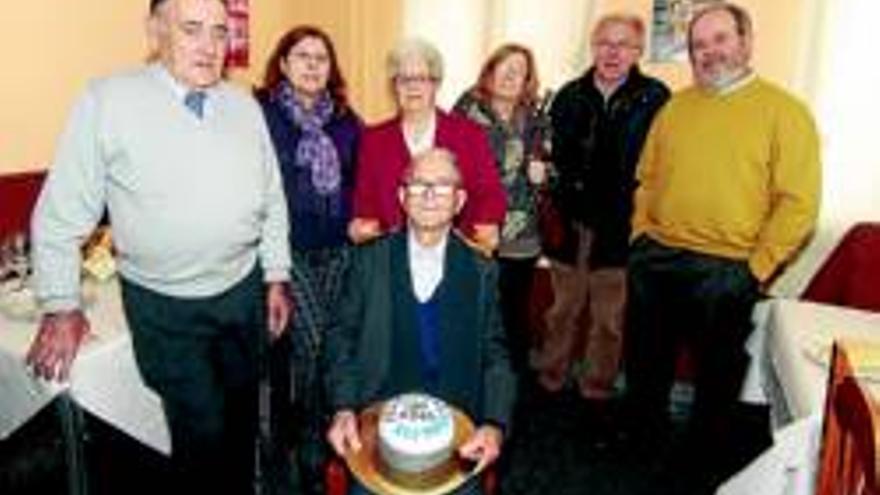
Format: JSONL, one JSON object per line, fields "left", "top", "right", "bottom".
{"left": 394, "top": 74, "right": 436, "bottom": 87}
{"left": 404, "top": 180, "right": 457, "bottom": 198}
{"left": 289, "top": 51, "right": 330, "bottom": 65}
{"left": 594, "top": 40, "right": 640, "bottom": 52}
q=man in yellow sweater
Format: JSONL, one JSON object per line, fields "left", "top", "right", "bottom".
{"left": 625, "top": 1, "right": 820, "bottom": 478}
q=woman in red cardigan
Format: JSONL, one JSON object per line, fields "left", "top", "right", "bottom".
{"left": 348, "top": 38, "right": 507, "bottom": 253}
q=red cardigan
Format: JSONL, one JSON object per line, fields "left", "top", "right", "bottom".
{"left": 352, "top": 109, "right": 506, "bottom": 235}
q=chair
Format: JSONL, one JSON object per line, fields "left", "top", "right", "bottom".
{"left": 803, "top": 223, "right": 880, "bottom": 312}
{"left": 0, "top": 170, "right": 45, "bottom": 240}
{"left": 324, "top": 456, "right": 498, "bottom": 494}
{"left": 815, "top": 342, "right": 880, "bottom": 495}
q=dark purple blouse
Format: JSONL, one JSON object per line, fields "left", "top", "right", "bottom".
{"left": 258, "top": 93, "right": 362, "bottom": 250}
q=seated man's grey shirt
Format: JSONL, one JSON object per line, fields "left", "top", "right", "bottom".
{"left": 33, "top": 64, "right": 291, "bottom": 312}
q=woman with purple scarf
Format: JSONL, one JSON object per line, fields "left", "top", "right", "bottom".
{"left": 255, "top": 25, "right": 361, "bottom": 494}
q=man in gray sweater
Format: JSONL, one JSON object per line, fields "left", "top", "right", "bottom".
{"left": 25, "top": 0, "right": 292, "bottom": 492}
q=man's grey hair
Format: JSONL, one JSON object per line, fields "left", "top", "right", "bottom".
{"left": 150, "top": 0, "right": 227, "bottom": 14}
{"left": 386, "top": 38, "right": 444, "bottom": 83}
{"left": 402, "top": 148, "right": 461, "bottom": 185}
{"left": 591, "top": 13, "right": 647, "bottom": 52}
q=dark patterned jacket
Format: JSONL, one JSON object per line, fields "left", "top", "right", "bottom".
{"left": 453, "top": 92, "right": 548, "bottom": 258}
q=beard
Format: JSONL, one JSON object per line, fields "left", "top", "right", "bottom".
{"left": 697, "top": 55, "right": 749, "bottom": 91}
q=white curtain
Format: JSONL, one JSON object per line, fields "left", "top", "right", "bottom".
{"left": 811, "top": 0, "right": 880, "bottom": 225}
{"left": 773, "top": 0, "right": 880, "bottom": 295}
{"left": 402, "top": 0, "right": 596, "bottom": 107}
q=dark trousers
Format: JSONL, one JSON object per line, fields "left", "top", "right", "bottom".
{"left": 498, "top": 256, "right": 538, "bottom": 378}
{"left": 121, "top": 268, "right": 265, "bottom": 494}
{"left": 624, "top": 236, "right": 759, "bottom": 448}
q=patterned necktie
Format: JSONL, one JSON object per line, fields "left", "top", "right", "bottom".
{"left": 184, "top": 90, "right": 207, "bottom": 119}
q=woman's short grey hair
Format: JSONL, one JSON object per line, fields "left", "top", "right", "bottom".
{"left": 386, "top": 38, "right": 444, "bottom": 82}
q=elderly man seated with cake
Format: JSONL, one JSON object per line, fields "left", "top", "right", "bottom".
{"left": 324, "top": 148, "right": 516, "bottom": 495}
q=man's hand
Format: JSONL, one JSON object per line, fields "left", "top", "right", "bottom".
{"left": 266, "top": 282, "right": 292, "bottom": 341}
{"left": 348, "top": 218, "right": 381, "bottom": 244}
{"left": 471, "top": 224, "right": 500, "bottom": 255}
{"left": 458, "top": 424, "right": 503, "bottom": 471}
{"left": 327, "top": 409, "right": 362, "bottom": 456}
{"left": 25, "top": 310, "right": 90, "bottom": 382}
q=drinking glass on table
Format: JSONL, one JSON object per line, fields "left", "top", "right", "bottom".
{"left": 6, "top": 233, "right": 30, "bottom": 288}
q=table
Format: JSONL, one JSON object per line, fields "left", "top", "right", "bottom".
{"left": 0, "top": 280, "right": 170, "bottom": 492}
{"left": 718, "top": 299, "right": 880, "bottom": 495}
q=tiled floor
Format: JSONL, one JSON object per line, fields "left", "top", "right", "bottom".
{"left": 0, "top": 377, "right": 771, "bottom": 495}
{"left": 499, "top": 379, "right": 745, "bottom": 495}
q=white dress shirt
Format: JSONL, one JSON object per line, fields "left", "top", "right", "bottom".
{"left": 402, "top": 112, "right": 437, "bottom": 156}
{"left": 408, "top": 229, "right": 448, "bottom": 303}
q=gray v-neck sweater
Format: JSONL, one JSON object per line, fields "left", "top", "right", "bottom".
{"left": 33, "top": 65, "right": 290, "bottom": 311}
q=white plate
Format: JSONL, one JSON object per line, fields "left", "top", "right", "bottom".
{"left": 0, "top": 283, "right": 39, "bottom": 321}
{"left": 802, "top": 339, "right": 880, "bottom": 383}
{"left": 0, "top": 279, "right": 98, "bottom": 322}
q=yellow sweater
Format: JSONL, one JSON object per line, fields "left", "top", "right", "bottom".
{"left": 632, "top": 77, "right": 821, "bottom": 282}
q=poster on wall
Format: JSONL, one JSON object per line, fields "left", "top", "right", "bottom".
{"left": 650, "top": 0, "right": 720, "bottom": 62}
{"left": 226, "top": 0, "right": 249, "bottom": 68}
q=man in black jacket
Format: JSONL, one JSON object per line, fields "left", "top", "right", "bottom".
{"left": 534, "top": 13, "right": 669, "bottom": 402}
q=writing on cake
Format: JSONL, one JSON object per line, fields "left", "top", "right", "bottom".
{"left": 377, "top": 393, "right": 457, "bottom": 487}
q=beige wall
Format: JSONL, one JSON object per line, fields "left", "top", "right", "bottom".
{"left": 0, "top": 0, "right": 401, "bottom": 175}
{"left": 0, "top": 0, "right": 807, "bottom": 175}
{"left": 282, "top": 1, "right": 402, "bottom": 122}
{"left": 595, "top": 0, "right": 810, "bottom": 94}
{"left": 1, "top": 2, "right": 144, "bottom": 174}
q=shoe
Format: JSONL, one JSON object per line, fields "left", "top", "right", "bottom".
{"left": 579, "top": 398, "right": 621, "bottom": 451}
{"left": 578, "top": 381, "right": 615, "bottom": 401}
{"left": 536, "top": 371, "right": 565, "bottom": 392}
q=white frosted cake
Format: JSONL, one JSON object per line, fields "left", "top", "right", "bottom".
{"left": 377, "top": 393, "right": 456, "bottom": 486}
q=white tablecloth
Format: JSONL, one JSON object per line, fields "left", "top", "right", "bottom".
{"left": 0, "top": 281, "right": 170, "bottom": 455}
{"left": 718, "top": 299, "right": 880, "bottom": 495}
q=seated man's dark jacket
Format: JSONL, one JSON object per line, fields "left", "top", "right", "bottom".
{"left": 324, "top": 231, "right": 516, "bottom": 430}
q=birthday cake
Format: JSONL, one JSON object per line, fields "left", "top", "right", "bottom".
{"left": 377, "top": 393, "right": 456, "bottom": 487}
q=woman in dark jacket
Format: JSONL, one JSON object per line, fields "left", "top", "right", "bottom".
{"left": 255, "top": 25, "right": 361, "bottom": 494}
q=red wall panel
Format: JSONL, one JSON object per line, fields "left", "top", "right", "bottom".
{"left": 0, "top": 171, "right": 45, "bottom": 240}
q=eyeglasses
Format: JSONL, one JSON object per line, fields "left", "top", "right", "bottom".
{"left": 394, "top": 74, "right": 436, "bottom": 87}
{"left": 594, "top": 40, "right": 640, "bottom": 52}
{"left": 289, "top": 51, "right": 330, "bottom": 65}
{"left": 179, "top": 21, "right": 229, "bottom": 43}
{"left": 403, "top": 180, "right": 457, "bottom": 198}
